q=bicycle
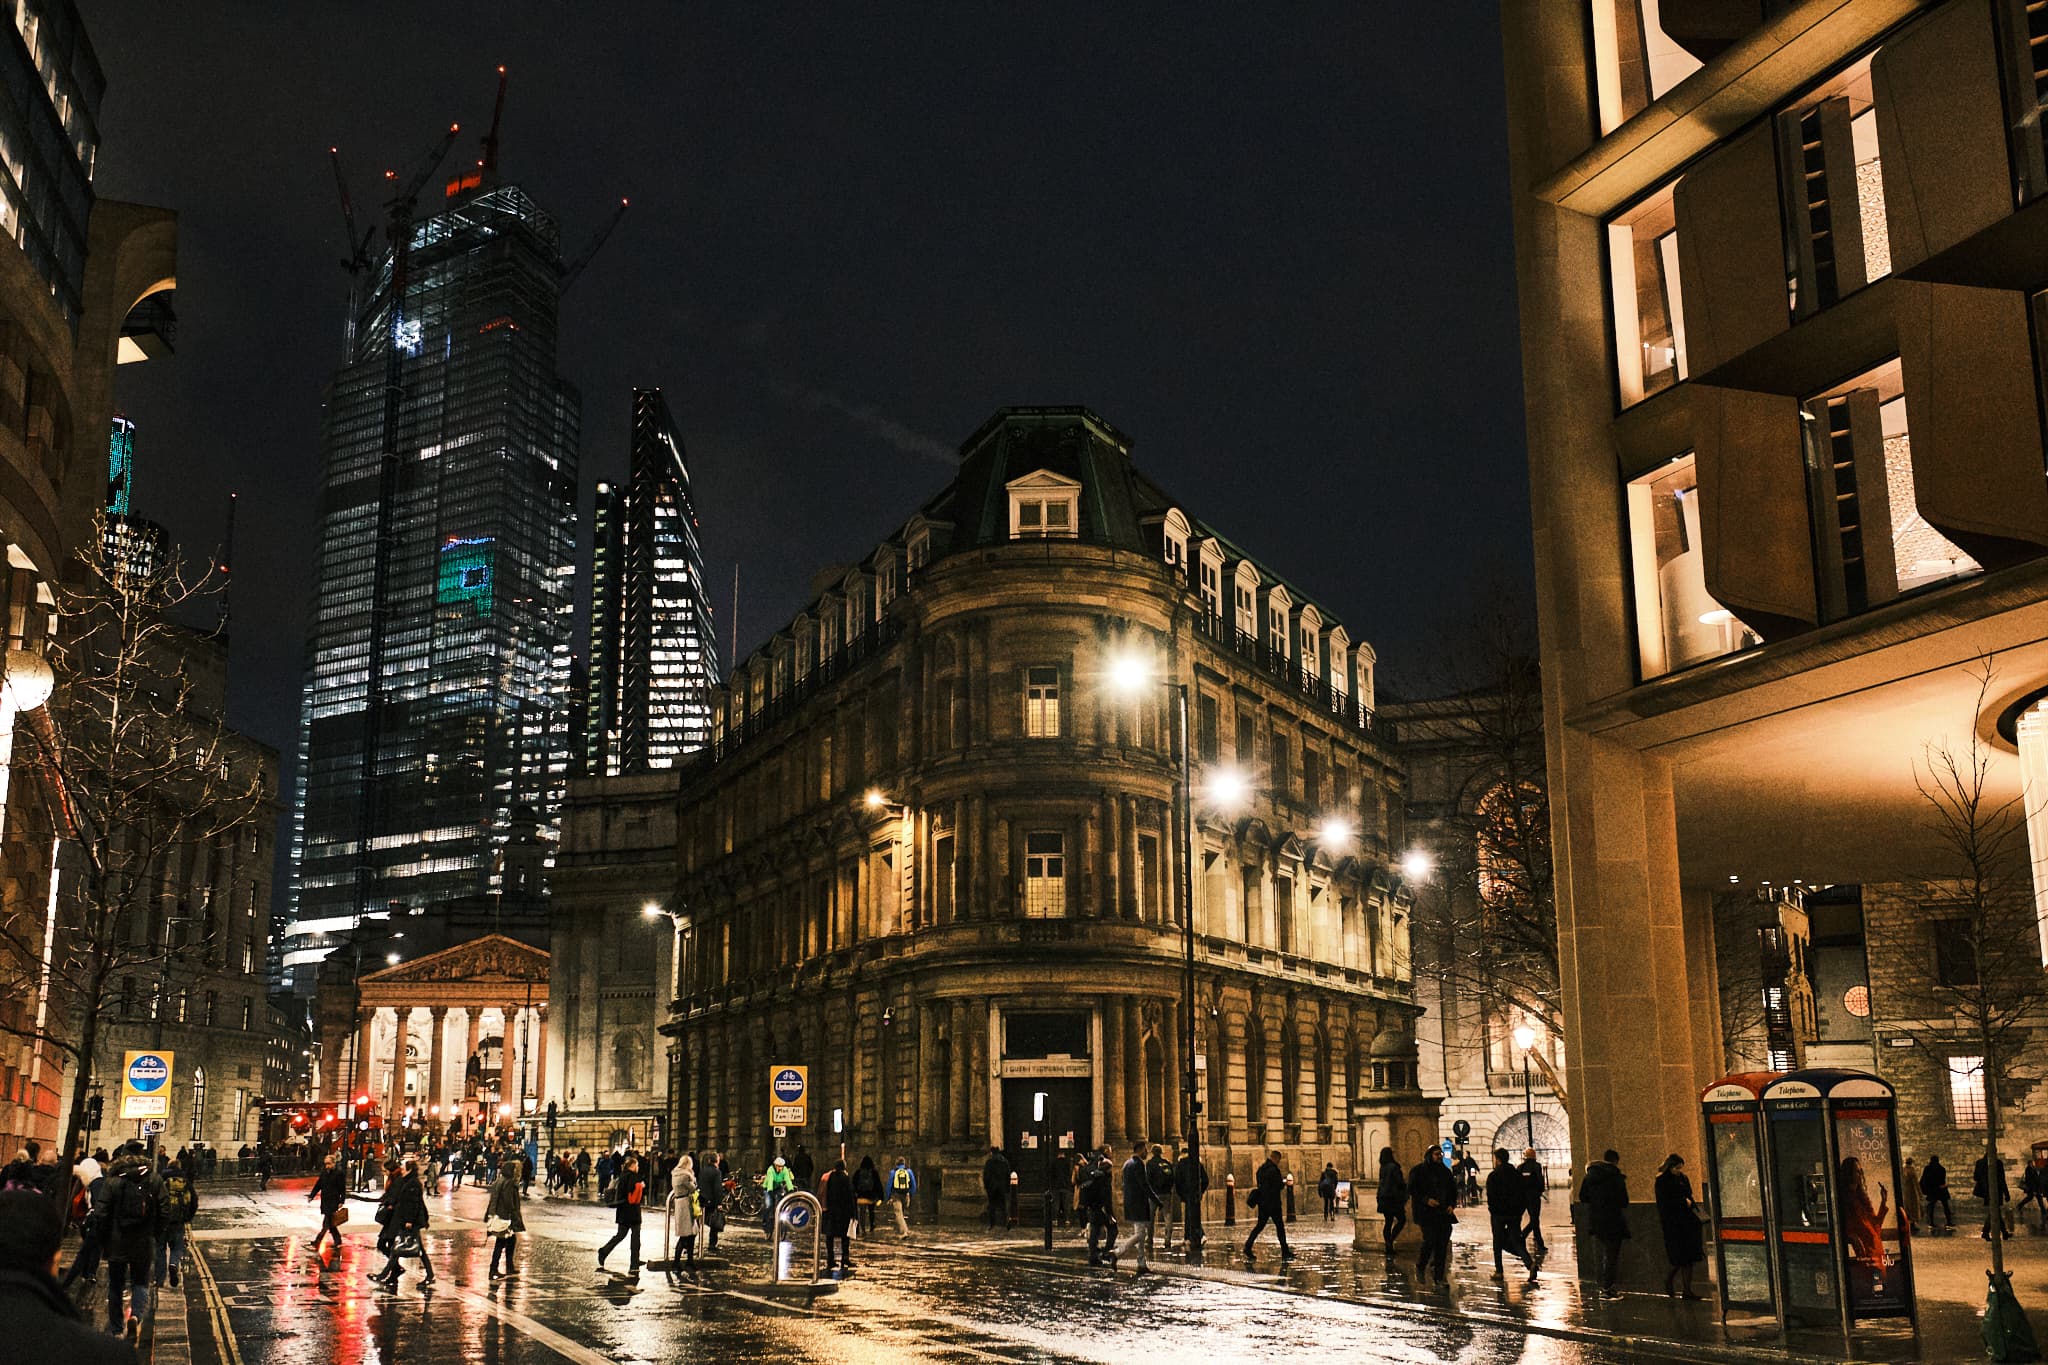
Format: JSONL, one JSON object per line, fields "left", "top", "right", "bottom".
{"left": 725, "top": 1177, "right": 764, "bottom": 1221}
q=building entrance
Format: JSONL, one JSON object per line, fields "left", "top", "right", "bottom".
{"left": 1001, "top": 1077, "right": 1092, "bottom": 1194}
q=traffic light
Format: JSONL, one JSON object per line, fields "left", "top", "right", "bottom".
{"left": 545, "top": 1101, "right": 557, "bottom": 1129}
{"left": 85, "top": 1093, "right": 103, "bottom": 1130}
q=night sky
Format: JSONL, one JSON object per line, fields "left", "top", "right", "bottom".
{"left": 90, "top": 3, "right": 1528, "bottom": 776}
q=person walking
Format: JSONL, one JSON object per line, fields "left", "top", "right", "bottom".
{"left": 1900, "top": 1157, "right": 1922, "bottom": 1233}
{"left": 1579, "top": 1149, "right": 1632, "bottom": 1298}
{"left": 254, "top": 1146, "right": 272, "bottom": 1193}
{"left": 887, "top": 1156, "right": 917, "bottom": 1234}
{"left": 664, "top": 1154, "right": 700, "bottom": 1277}
{"left": 791, "top": 1145, "right": 816, "bottom": 1191}
{"left": 98, "top": 1144, "right": 161, "bottom": 1342}
{"left": 308, "top": 1154, "right": 348, "bottom": 1258}
{"left": 0, "top": 1189, "right": 140, "bottom": 1365}
{"left": 1242, "top": 1151, "right": 1293, "bottom": 1263}
{"left": 597, "top": 1150, "right": 615, "bottom": 1204}
{"left": 1145, "top": 1145, "right": 1175, "bottom": 1251}
{"left": 853, "top": 1155, "right": 883, "bottom": 1237}
{"left": 1080, "top": 1149, "right": 1119, "bottom": 1265}
{"left": 154, "top": 1155, "right": 199, "bottom": 1288}
{"left": 575, "top": 1148, "right": 592, "bottom": 1196}
{"left": 1486, "top": 1149, "right": 1538, "bottom": 1282}
{"left": 1112, "top": 1148, "right": 1161, "bottom": 1274}
{"left": 1921, "top": 1154, "right": 1953, "bottom": 1233}
{"left": 599, "top": 1155, "right": 647, "bottom": 1276}
{"left": 372, "top": 1157, "right": 435, "bottom": 1292}
{"left": 1976, "top": 1152, "right": 2014, "bottom": 1240}
{"left": 1173, "top": 1147, "right": 1209, "bottom": 1247}
{"left": 2021, "top": 1154, "right": 2048, "bottom": 1232}
{"left": 822, "top": 1159, "right": 856, "bottom": 1275}
{"left": 1517, "top": 1148, "right": 1549, "bottom": 1256}
{"left": 1375, "top": 1146, "right": 1408, "bottom": 1253}
{"left": 1410, "top": 1146, "right": 1457, "bottom": 1284}
{"left": 1317, "top": 1162, "right": 1341, "bottom": 1222}
{"left": 981, "top": 1146, "right": 1012, "bottom": 1231}
{"left": 1655, "top": 1154, "right": 1705, "bottom": 1299}
{"left": 58, "top": 1157, "right": 108, "bottom": 1291}
{"left": 698, "top": 1152, "right": 727, "bottom": 1252}
{"left": 1047, "top": 1148, "right": 1074, "bottom": 1227}
{"left": 486, "top": 1157, "right": 526, "bottom": 1281}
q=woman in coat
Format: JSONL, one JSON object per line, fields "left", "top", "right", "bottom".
{"left": 486, "top": 1157, "right": 525, "bottom": 1280}
{"left": 598, "top": 1155, "right": 646, "bottom": 1275}
{"left": 373, "top": 1158, "right": 434, "bottom": 1290}
{"left": 666, "top": 1154, "right": 700, "bottom": 1275}
{"left": 1654, "top": 1153, "right": 1705, "bottom": 1299}
{"left": 1375, "top": 1147, "right": 1409, "bottom": 1252}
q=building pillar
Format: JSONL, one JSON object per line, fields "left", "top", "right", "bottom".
{"left": 426, "top": 1006, "right": 447, "bottom": 1113}
{"left": 967, "top": 1003, "right": 989, "bottom": 1141}
{"left": 355, "top": 1010, "right": 376, "bottom": 1108}
{"left": 1120, "top": 798, "right": 1140, "bottom": 920}
{"left": 1123, "top": 999, "right": 1145, "bottom": 1141}
{"left": 1103, "top": 997, "right": 1125, "bottom": 1147}
{"left": 1162, "top": 1000, "right": 1183, "bottom": 1146}
{"left": 918, "top": 1002, "right": 944, "bottom": 1144}
{"left": 1552, "top": 732, "right": 1704, "bottom": 1177}
{"left": 533, "top": 1006, "right": 549, "bottom": 1105}
{"left": 1261, "top": 1013, "right": 1284, "bottom": 1144}
{"left": 464, "top": 1009, "right": 483, "bottom": 1104}
{"left": 948, "top": 1000, "right": 970, "bottom": 1143}
{"left": 387, "top": 1008, "right": 412, "bottom": 1119}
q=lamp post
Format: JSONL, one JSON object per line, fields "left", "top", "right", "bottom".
{"left": 1108, "top": 652, "right": 1203, "bottom": 1249}
{"left": 644, "top": 901, "right": 692, "bottom": 1146}
{"left": 1512, "top": 1023, "right": 1537, "bottom": 1151}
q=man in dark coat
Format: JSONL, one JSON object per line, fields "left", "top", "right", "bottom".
{"left": 0, "top": 1190, "right": 138, "bottom": 1364}
{"left": 1517, "top": 1148, "right": 1548, "bottom": 1256}
{"left": 1578, "top": 1149, "right": 1631, "bottom": 1297}
{"left": 98, "top": 1143, "right": 161, "bottom": 1341}
{"left": 1048, "top": 1149, "right": 1074, "bottom": 1226}
{"left": 1111, "top": 1149, "right": 1160, "bottom": 1273}
{"left": 1485, "top": 1148, "right": 1537, "bottom": 1281}
{"left": 821, "top": 1160, "right": 856, "bottom": 1275}
{"left": 1175, "top": 1149, "right": 1210, "bottom": 1246}
{"left": 1920, "top": 1155, "right": 1952, "bottom": 1233}
{"left": 1145, "top": 1145, "right": 1177, "bottom": 1250}
{"left": 1409, "top": 1145, "right": 1458, "bottom": 1284}
{"left": 981, "top": 1146, "right": 1012, "bottom": 1230}
{"left": 308, "top": 1153, "right": 348, "bottom": 1258}
{"left": 1242, "top": 1151, "right": 1292, "bottom": 1263}
{"left": 791, "top": 1145, "right": 816, "bottom": 1191}
{"left": 1081, "top": 1149, "right": 1119, "bottom": 1265}
{"left": 1975, "top": 1154, "right": 2013, "bottom": 1240}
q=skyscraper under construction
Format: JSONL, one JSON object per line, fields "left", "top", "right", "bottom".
{"left": 281, "top": 111, "right": 587, "bottom": 995}
{"left": 585, "top": 388, "right": 718, "bottom": 776}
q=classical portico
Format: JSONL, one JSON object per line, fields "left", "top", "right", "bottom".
{"left": 321, "top": 934, "right": 550, "bottom": 1131}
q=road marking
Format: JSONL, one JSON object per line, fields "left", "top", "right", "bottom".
{"left": 441, "top": 1285, "right": 625, "bottom": 1365}
{"left": 188, "top": 1245, "right": 245, "bottom": 1365}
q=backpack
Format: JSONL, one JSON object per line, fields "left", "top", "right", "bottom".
{"left": 108, "top": 1174, "right": 152, "bottom": 1233}
{"left": 892, "top": 1166, "right": 912, "bottom": 1193}
{"left": 163, "top": 1172, "right": 196, "bottom": 1222}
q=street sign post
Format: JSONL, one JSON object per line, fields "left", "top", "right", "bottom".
{"left": 769, "top": 1064, "right": 807, "bottom": 1127}
{"left": 119, "top": 1050, "right": 174, "bottom": 1121}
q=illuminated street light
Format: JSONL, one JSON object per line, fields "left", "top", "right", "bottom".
{"left": 642, "top": 901, "right": 664, "bottom": 918}
{"left": 1204, "top": 767, "right": 1251, "bottom": 812}
{"left": 1317, "top": 816, "right": 1352, "bottom": 849}
{"left": 386, "top": 952, "right": 401, "bottom": 966}
{"left": 1401, "top": 849, "right": 1433, "bottom": 881}
{"left": 864, "top": 788, "right": 889, "bottom": 811}
{"left": 1512, "top": 1024, "right": 1538, "bottom": 1150}
{"left": 1108, "top": 651, "right": 1151, "bottom": 696}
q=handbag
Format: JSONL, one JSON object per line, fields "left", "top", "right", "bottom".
{"left": 332, "top": 1206, "right": 351, "bottom": 1227}
{"left": 708, "top": 1205, "right": 726, "bottom": 1232}
{"left": 485, "top": 1215, "right": 512, "bottom": 1237}
{"left": 690, "top": 1191, "right": 703, "bottom": 1218}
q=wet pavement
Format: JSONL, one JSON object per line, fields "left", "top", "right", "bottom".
{"left": 153, "top": 1177, "right": 2044, "bottom": 1364}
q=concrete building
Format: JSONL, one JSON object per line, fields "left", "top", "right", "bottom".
{"left": 1504, "top": 0, "right": 2048, "bottom": 1180}
{"left": 0, "top": 0, "right": 177, "bottom": 1155}
{"left": 546, "top": 767, "right": 678, "bottom": 1152}
{"left": 656, "top": 405, "right": 1429, "bottom": 1211}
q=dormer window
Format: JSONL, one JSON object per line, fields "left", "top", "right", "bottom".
{"left": 1298, "top": 612, "right": 1320, "bottom": 681}
{"left": 1008, "top": 470, "right": 1082, "bottom": 540}
{"left": 907, "top": 532, "right": 930, "bottom": 573}
{"left": 1233, "top": 564, "right": 1259, "bottom": 639}
{"left": 1162, "top": 509, "right": 1191, "bottom": 575}
{"left": 1199, "top": 543, "right": 1224, "bottom": 620}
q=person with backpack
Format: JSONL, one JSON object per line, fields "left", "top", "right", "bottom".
{"left": 0, "top": 1188, "right": 139, "bottom": 1365}
{"left": 308, "top": 1153, "right": 348, "bottom": 1259}
{"left": 852, "top": 1155, "right": 884, "bottom": 1237}
{"left": 887, "top": 1157, "right": 918, "bottom": 1234}
{"left": 1517, "top": 1148, "right": 1549, "bottom": 1256}
{"left": 154, "top": 1156, "right": 199, "bottom": 1288}
{"left": 599, "top": 1154, "right": 647, "bottom": 1276}
{"left": 1318, "top": 1162, "right": 1342, "bottom": 1222}
{"left": 1145, "top": 1145, "right": 1176, "bottom": 1251}
{"left": 1376, "top": 1146, "right": 1409, "bottom": 1252}
{"left": 97, "top": 1143, "right": 161, "bottom": 1343}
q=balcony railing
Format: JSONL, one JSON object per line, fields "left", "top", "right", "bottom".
{"left": 710, "top": 614, "right": 903, "bottom": 762}
{"left": 1194, "top": 611, "right": 1390, "bottom": 743}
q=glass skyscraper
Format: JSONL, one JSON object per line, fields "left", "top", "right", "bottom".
{"left": 586, "top": 387, "right": 717, "bottom": 775}
{"left": 281, "top": 177, "right": 579, "bottom": 995}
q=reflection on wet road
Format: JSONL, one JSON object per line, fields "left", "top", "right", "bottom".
{"left": 187, "top": 1218, "right": 1714, "bottom": 1365}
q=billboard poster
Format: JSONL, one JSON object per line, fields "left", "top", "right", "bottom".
{"left": 1833, "top": 1108, "right": 1911, "bottom": 1317}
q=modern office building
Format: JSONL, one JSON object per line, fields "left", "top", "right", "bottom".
{"left": 584, "top": 387, "right": 718, "bottom": 776}
{"left": 652, "top": 406, "right": 1431, "bottom": 1210}
{"left": 1504, "top": 0, "right": 2048, "bottom": 1183}
{"left": 0, "top": 0, "right": 176, "bottom": 1155}
{"left": 107, "top": 413, "right": 132, "bottom": 511}
{"left": 282, "top": 155, "right": 581, "bottom": 995}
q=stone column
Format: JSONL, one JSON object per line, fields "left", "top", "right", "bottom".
{"left": 1103, "top": 998, "right": 1125, "bottom": 1147}
{"left": 533, "top": 1006, "right": 549, "bottom": 1104}
{"left": 1261, "top": 1013, "right": 1285, "bottom": 1144}
{"left": 387, "top": 1008, "right": 412, "bottom": 1119}
{"left": 355, "top": 1011, "right": 376, "bottom": 1107}
{"left": 967, "top": 1004, "right": 989, "bottom": 1141}
{"left": 1120, "top": 798, "right": 1140, "bottom": 920}
{"left": 948, "top": 1000, "right": 970, "bottom": 1142}
{"left": 427, "top": 1006, "right": 447, "bottom": 1113}
{"left": 464, "top": 1009, "right": 483, "bottom": 1103}
{"left": 1162, "top": 1003, "right": 1183, "bottom": 1145}
{"left": 1123, "top": 999, "right": 1145, "bottom": 1141}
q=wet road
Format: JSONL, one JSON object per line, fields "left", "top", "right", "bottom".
{"left": 182, "top": 1197, "right": 1718, "bottom": 1365}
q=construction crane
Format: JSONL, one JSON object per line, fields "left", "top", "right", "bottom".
{"left": 560, "top": 197, "right": 629, "bottom": 295}
{"left": 328, "top": 147, "right": 375, "bottom": 358}
{"left": 480, "top": 65, "right": 508, "bottom": 178}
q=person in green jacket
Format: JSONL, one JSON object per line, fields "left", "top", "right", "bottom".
{"left": 760, "top": 1156, "right": 796, "bottom": 1234}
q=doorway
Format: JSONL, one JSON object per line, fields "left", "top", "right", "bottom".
{"left": 1001, "top": 1078, "right": 1092, "bottom": 1194}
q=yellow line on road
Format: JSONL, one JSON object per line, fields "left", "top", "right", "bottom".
{"left": 188, "top": 1245, "right": 244, "bottom": 1365}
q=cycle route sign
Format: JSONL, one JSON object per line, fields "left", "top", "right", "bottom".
{"left": 769, "top": 1064, "right": 807, "bottom": 1127}
{"left": 120, "top": 1049, "right": 175, "bottom": 1120}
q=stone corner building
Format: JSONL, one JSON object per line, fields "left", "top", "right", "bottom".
{"left": 659, "top": 405, "right": 1425, "bottom": 1208}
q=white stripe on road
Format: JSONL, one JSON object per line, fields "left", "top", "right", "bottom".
{"left": 444, "top": 1285, "right": 622, "bottom": 1365}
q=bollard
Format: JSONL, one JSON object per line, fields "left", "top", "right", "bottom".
{"left": 1043, "top": 1189, "right": 1055, "bottom": 1250}
{"left": 1284, "top": 1172, "right": 1297, "bottom": 1223}
{"left": 1224, "top": 1171, "right": 1237, "bottom": 1226}
{"left": 1009, "top": 1169, "right": 1019, "bottom": 1228}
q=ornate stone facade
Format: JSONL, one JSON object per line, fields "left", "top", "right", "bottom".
{"left": 658, "top": 407, "right": 1420, "bottom": 1208}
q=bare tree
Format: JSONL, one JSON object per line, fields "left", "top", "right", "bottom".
{"left": 1400, "top": 594, "right": 1567, "bottom": 1113}
{"left": 0, "top": 514, "right": 266, "bottom": 1207}
{"left": 1864, "top": 664, "right": 2048, "bottom": 1278}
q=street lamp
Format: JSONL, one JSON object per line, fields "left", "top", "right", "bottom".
{"left": 1108, "top": 649, "right": 1203, "bottom": 1248}
{"left": 1512, "top": 1024, "right": 1537, "bottom": 1152}
{"left": 1401, "top": 848, "right": 1433, "bottom": 882}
